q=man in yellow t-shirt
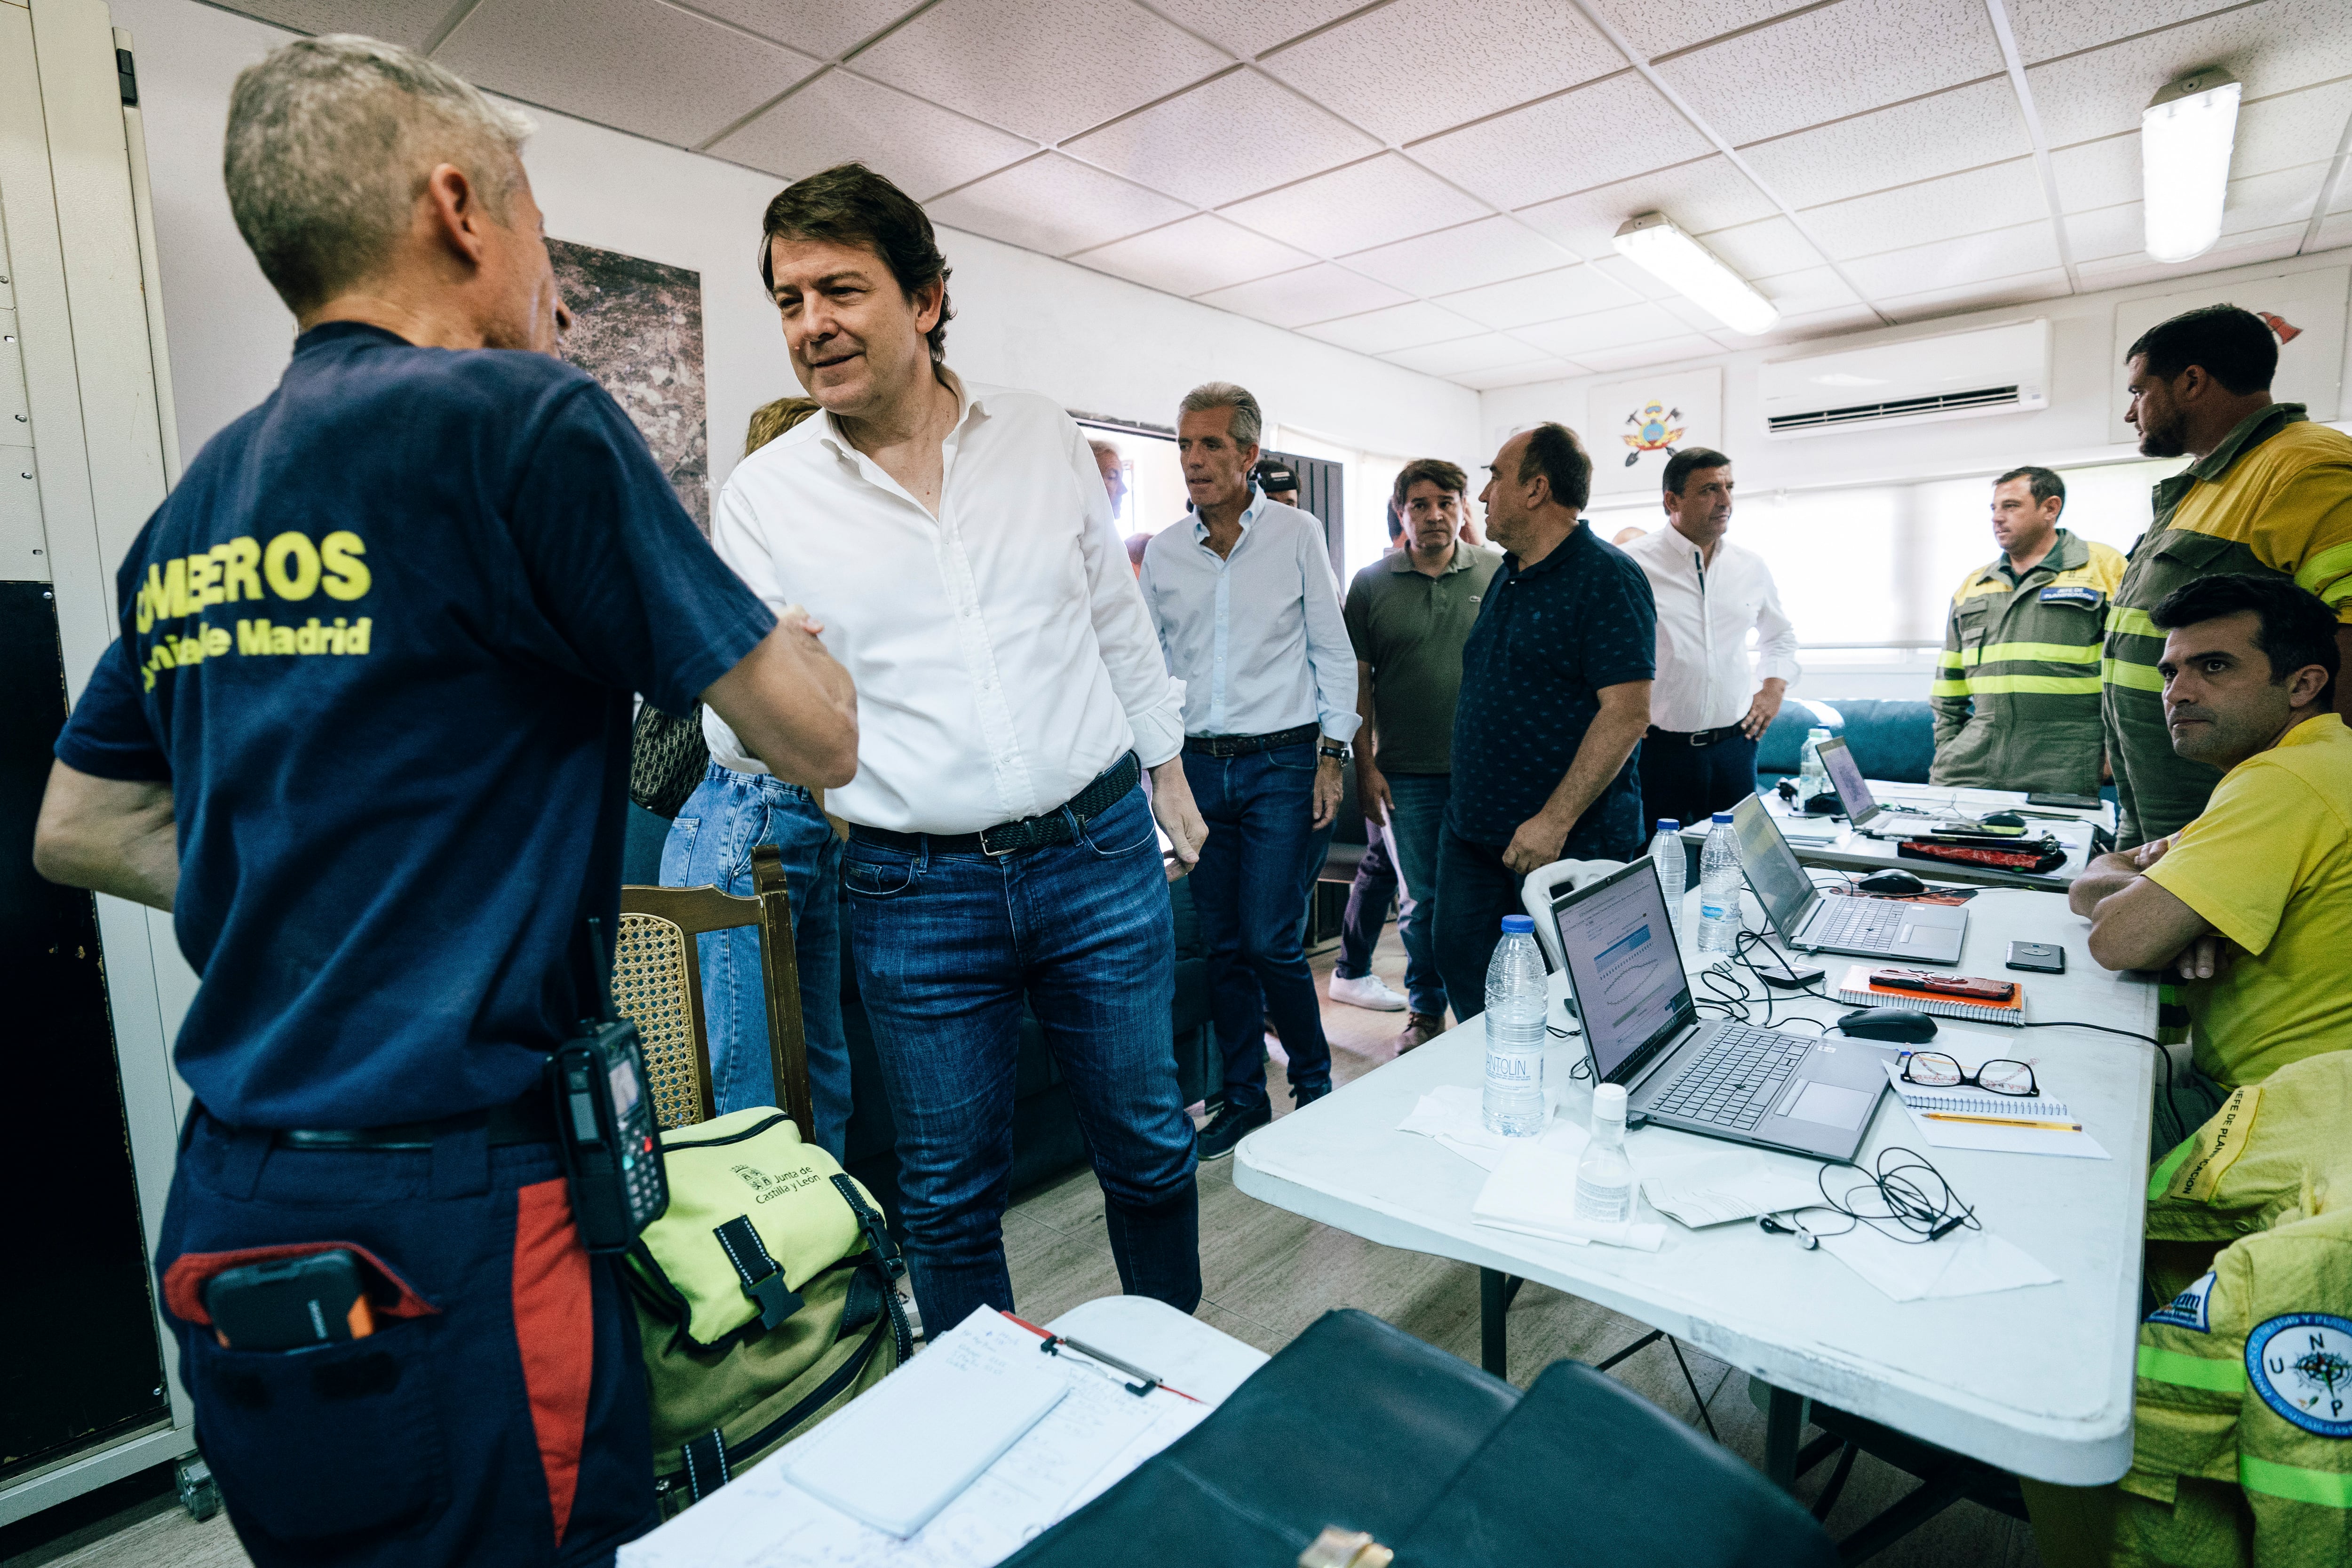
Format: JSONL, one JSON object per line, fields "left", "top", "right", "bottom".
{"left": 2071, "top": 573, "right": 2352, "bottom": 1091}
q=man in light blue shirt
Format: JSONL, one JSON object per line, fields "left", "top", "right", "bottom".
{"left": 1141, "top": 382, "right": 1359, "bottom": 1159}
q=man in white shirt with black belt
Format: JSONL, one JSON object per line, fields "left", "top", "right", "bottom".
{"left": 1621, "top": 448, "right": 1800, "bottom": 830}
{"left": 1139, "top": 384, "right": 1359, "bottom": 1160}
{"left": 703, "top": 164, "right": 1211, "bottom": 1337}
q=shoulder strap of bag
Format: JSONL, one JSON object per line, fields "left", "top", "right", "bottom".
{"left": 714, "top": 1215, "right": 804, "bottom": 1331}
{"left": 831, "top": 1175, "right": 912, "bottom": 1361}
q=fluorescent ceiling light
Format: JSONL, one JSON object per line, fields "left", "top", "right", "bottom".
{"left": 1611, "top": 212, "right": 1778, "bottom": 336}
{"left": 2142, "top": 68, "right": 2240, "bottom": 264}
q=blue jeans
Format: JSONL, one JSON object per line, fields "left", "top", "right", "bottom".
{"left": 1184, "top": 742, "right": 1335, "bottom": 1114}
{"left": 1381, "top": 772, "right": 1453, "bottom": 1018}
{"left": 1435, "top": 821, "right": 1525, "bottom": 1024}
{"left": 1334, "top": 820, "right": 1396, "bottom": 978}
{"left": 661, "top": 764, "right": 850, "bottom": 1157}
{"left": 840, "top": 780, "right": 1200, "bottom": 1337}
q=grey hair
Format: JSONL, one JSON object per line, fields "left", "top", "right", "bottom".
{"left": 1088, "top": 438, "right": 1120, "bottom": 462}
{"left": 1178, "top": 381, "right": 1263, "bottom": 449}
{"left": 225, "top": 34, "right": 533, "bottom": 312}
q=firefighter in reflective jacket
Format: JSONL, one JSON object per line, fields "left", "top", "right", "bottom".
{"left": 2024, "top": 1051, "right": 2352, "bottom": 1567}
{"left": 1932, "top": 477, "right": 2126, "bottom": 795}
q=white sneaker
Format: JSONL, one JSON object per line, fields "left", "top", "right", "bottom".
{"left": 1329, "top": 973, "right": 1407, "bottom": 1012}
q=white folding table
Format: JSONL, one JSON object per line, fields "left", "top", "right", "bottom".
{"left": 1683, "top": 781, "right": 2116, "bottom": 891}
{"left": 1235, "top": 885, "right": 2156, "bottom": 1507}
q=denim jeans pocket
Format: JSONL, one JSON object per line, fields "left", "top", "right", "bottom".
{"left": 842, "top": 850, "right": 920, "bottom": 898}
{"left": 1263, "top": 741, "right": 1319, "bottom": 773}
{"left": 1083, "top": 797, "right": 1158, "bottom": 859}
{"left": 660, "top": 816, "right": 700, "bottom": 886}
{"left": 186, "top": 1316, "right": 449, "bottom": 1542}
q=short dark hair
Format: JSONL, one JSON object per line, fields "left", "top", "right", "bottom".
{"left": 1386, "top": 499, "right": 1403, "bottom": 541}
{"left": 757, "top": 163, "right": 954, "bottom": 363}
{"left": 2126, "top": 304, "right": 2277, "bottom": 396}
{"left": 1515, "top": 423, "right": 1591, "bottom": 512}
{"left": 2150, "top": 573, "right": 2340, "bottom": 708}
{"left": 1995, "top": 465, "right": 2066, "bottom": 512}
{"left": 1661, "top": 447, "right": 1731, "bottom": 495}
{"left": 1391, "top": 457, "right": 1469, "bottom": 515}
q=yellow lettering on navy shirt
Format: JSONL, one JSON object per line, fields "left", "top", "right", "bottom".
{"left": 135, "top": 530, "right": 374, "bottom": 685}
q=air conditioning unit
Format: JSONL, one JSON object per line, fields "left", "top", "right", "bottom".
{"left": 1759, "top": 318, "right": 2051, "bottom": 437}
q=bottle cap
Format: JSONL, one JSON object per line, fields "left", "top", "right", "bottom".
{"left": 1712, "top": 812, "right": 1733, "bottom": 824}
{"left": 1593, "top": 1083, "right": 1629, "bottom": 1122}
{"left": 1655, "top": 818, "right": 1680, "bottom": 833}
{"left": 1500, "top": 914, "right": 1534, "bottom": 934}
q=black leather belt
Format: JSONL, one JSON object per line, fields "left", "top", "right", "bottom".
{"left": 1648, "top": 724, "right": 1744, "bottom": 748}
{"left": 275, "top": 1091, "right": 557, "bottom": 1151}
{"left": 850, "top": 751, "right": 1140, "bottom": 858}
{"left": 1184, "top": 722, "right": 1319, "bottom": 758}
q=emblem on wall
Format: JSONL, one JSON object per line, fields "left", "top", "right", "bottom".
{"left": 1621, "top": 401, "right": 1685, "bottom": 466}
{"left": 1586, "top": 366, "right": 1723, "bottom": 497}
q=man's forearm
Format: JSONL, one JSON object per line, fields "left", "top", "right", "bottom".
{"left": 1534, "top": 705, "right": 1650, "bottom": 834}
{"left": 33, "top": 762, "right": 178, "bottom": 912}
{"left": 2068, "top": 851, "right": 2143, "bottom": 917}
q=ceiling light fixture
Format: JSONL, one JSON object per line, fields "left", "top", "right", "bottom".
{"left": 2142, "top": 67, "right": 2241, "bottom": 263}
{"left": 1611, "top": 212, "right": 1779, "bottom": 336}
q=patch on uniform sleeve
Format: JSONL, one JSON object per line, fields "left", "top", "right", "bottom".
{"left": 2246, "top": 1313, "right": 2352, "bottom": 1437}
{"left": 2041, "top": 585, "right": 2105, "bottom": 607}
{"left": 2148, "top": 1271, "right": 2218, "bottom": 1332}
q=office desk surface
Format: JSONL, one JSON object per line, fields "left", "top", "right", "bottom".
{"left": 1683, "top": 782, "right": 2114, "bottom": 891}
{"left": 1234, "top": 886, "right": 2157, "bottom": 1486}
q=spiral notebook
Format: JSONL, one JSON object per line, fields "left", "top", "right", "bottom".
{"left": 1836, "top": 965, "right": 2026, "bottom": 1026}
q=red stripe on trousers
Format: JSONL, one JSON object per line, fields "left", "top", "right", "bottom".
{"left": 512, "top": 1178, "right": 593, "bottom": 1546}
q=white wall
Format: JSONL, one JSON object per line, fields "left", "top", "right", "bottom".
{"left": 108, "top": 0, "right": 1478, "bottom": 502}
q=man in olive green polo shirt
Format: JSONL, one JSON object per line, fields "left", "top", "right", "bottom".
{"left": 2104, "top": 304, "right": 2352, "bottom": 847}
{"left": 1346, "top": 457, "right": 1502, "bottom": 1051}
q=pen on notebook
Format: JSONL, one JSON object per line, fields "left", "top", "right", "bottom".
{"left": 1920, "top": 1111, "right": 2082, "bottom": 1132}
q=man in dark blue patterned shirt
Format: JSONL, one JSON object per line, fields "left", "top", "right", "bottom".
{"left": 1440, "top": 423, "right": 1656, "bottom": 1018}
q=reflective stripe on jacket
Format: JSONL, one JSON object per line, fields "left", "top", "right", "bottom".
{"left": 1930, "top": 528, "right": 2124, "bottom": 794}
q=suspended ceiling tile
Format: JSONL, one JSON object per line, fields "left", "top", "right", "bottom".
{"left": 850, "top": 0, "right": 1229, "bottom": 144}
{"left": 2049, "top": 132, "right": 2140, "bottom": 213}
{"left": 1063, "top": 70, "right": 1379, "bottom": 210}
{"left": 1571, "top": 333, "right": 1724, "bottom": 373}
{"left": 2236, "top": 81, "right": 2352, "bottom": 181}
{"left": 1456, "top": 358, "right": 1586, "bottom": 391}
{"left": 1839, "top": 218, "right": 2063, "bottom": 297}
{"left": 1584, "top": 0, "right": 1824, "bottom": 61}
{"left": 926, "top": 154, "right": 1192, "bottom": 256}
{"left": 1260, "top": 0, "right": 1627, "bottom": 147}
{"left": 1144, "top": 0, "right": 1371, "bottom": 59}
{"left": 1068, "top": 214, "right": 1317, "bottom": 298}
{"left": 225, "top": 0, "right": 456, "bottom": 47}
{"left": 1409, "top": 73, "right": 1711, "bottom": 211}
{"left": 1342, "top": 216, "right": 1580, "bottom": 297}
{"left": 1513, "top": 300, "right": 1693, "bottom": 357}
{"left": 1436, "top": 265, "right": 1644, "bottom": 330}
{"left": 1589, "top": 251, "right": 1681, "bottom": 301}
{"left": 709, "top": 70, "right": 1035, "bottom": 198}
{"left": 1737, "top": 78, "right": 2032, "bottom": 211}
{"left": 1693, "top": 215, "right": 1826, "bottom": 280}
{"left": 2063, "top": 201, "right": 2146, "bottom": 263}
{"left": 1383, "top": 333, "right": 1561, "bottom": 377}
{"left": 690, "top": 0, "right": 925, "bottom": 58}
{"left": 2309, "top": 213, "right": 2352, "bottom": 251}
{"left": 2006, "top": 0, "right": 2257, "bottom": 67}
{"left": 2218, "top": 163, "right": 2327, "bottom": 236}
{"left": 1749, "top": 264, "right": 1866, "bottom": 317}
{"left": 1803, "top": 159, "right": 2049, "bottom": 262}
{"left": 1875, "top": 267, "right": 2072, "bottom": 324}
{"left": 437, "top": 0, "right": 822, "bottom": 147}
{"left": 1297, "top": 301, "right": 1486, "bottom": 355}
{"left": 2026, "top": 0, "right": 2352, "bottom": 151}
{"left": 1218, "top": 154, "right": 1491, "bottom": 258}
{"left": 2073, "top": 223, "right": 2307, "bottom": 289}
{"left": 1515, "top": 155, "right": 1777, "bottom": 256}
{"left": 1192, "top": 263, "right": 1413, "bottom": 329}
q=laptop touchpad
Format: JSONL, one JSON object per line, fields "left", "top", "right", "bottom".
{"left": 1787, "top": 1082, "right": 1874, "bottom": 1130}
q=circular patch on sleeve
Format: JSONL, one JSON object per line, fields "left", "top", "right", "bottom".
{"left": 2245, "top": 1313, "right": 2352, "bottom": 1438}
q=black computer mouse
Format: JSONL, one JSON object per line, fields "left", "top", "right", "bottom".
{"left": 1838, "top": 1007, "right": 1939, "bottom": 1043}
{"left": 1982, "top": 810, "right": 2026, "bottom": 828}
{"left": 1858, "top": 869, "right": 1926, "bottom": 895}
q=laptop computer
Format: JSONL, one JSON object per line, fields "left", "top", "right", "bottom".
{"left": 1732, "top": 794, "right": 1968, "bottom": 964}
{"left": 1549, "top": 859, "right": 1890, "bottom": 1161}
{"left": 1813, "top": 735, "right": 1883, "bottom": 827}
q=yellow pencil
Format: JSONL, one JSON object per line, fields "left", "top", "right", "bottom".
{"left": 1921, "top": 1111, "right": 2082, "bottom": 1132}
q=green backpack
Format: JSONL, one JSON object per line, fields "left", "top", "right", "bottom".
{"left": 625, "top": 1108, "right": 911, "bottom": 1517}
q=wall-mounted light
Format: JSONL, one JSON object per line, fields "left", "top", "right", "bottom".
{"left": 2142, "top": 68, "right": 2241, "bottom": 263}
{"left": 1611, "top": 212, "right": 1779, "bottom": 336}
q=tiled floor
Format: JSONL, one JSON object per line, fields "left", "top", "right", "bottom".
{"left": 26, "top": 926, "right": 2042, "bottom": 1568}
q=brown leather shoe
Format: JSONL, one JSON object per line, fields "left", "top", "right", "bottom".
{"left": 1391, "top": 1013, "right": 1446, "bottom": 1054}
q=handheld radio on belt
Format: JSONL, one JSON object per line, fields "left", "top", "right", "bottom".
{"left": 549, "top": 917, "right": 668, "bottom": 1252}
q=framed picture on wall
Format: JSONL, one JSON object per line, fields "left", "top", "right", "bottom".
{"left": 2109, "top": 267, "right": 2347, "bottom": 444}
{"left": 548, "top": 239, "right": 711, "bottom": 533}
{"left": 1587, "top": 366, "right": 1724, "bottom": 497}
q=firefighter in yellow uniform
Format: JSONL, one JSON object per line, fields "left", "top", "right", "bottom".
{"left": 2023, "top": 1052, "right": 2352, "bottom": 1568}
{"left": 2100, "top": 306, "right": 2352, "bottom": 849}
{"left": 1933, "top": 465, "right": 2126, "bottom": 795}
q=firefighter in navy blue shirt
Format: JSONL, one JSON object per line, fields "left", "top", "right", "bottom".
{"left": 32, "top": 38, "right": 855, "bottom": 1568}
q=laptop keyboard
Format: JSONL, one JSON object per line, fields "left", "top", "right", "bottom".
{"left": 1808, "top": 897, "right": 1906, "bottom": 950}
{"left": 1647, "top": 1027, "right": 1815, "bottom": 1130}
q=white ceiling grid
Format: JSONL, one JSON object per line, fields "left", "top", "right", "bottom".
{"left": 220, "top": 0, "right": 2352, "bottom": 391}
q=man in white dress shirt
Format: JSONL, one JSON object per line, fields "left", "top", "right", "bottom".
{"left": 703, "top": 164, "right": 1211, "bottom": 1336}
{"left": 1621, "top": 448, "right": 1800, "bottom": 832}
{"left": 1139, "top": 383, "right": 1358, "bottom": 1159}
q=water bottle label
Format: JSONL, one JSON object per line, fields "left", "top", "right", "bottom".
{"left": 1485, "top": 1054, "right": 1536, "bottom": 1088}
{"left": 1700, "top": 901, "right": 1729, "bottom": 921}
{"left": 1573, "top": 1176, "right": 1632, "bottom": 1224}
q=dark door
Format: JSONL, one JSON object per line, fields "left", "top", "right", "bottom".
{"left": 1265, "top": 450, "right": 1344, "bottom": 577}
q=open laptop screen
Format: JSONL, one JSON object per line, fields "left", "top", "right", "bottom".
{"left": 1816, "top": 736, "right": 1878, "bottom": 826}
{"left": 1731, "top": 794, "right": 1818, "bottom": 941}
{"left": 1550, "top": 860, "right": 1692, "bottom": 1084}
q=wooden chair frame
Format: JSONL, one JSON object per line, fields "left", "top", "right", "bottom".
{"left": 618, "top": 845, "right": 814, "bottom": 1143}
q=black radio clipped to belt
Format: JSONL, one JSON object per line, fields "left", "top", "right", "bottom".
{"left": 549, "top": 918, "right": 668, "bottom": 1252}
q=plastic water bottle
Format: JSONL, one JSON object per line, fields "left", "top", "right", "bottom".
{"left": 1648, "top": 819, "right": 1685, "bottom": 940}
{"left": 1697, "top": 812, "right": 1744, "bottom": 957}
{"left": 1574, "top": 1083, "right": 1635, "bottom": 1224}
{"left": 1481, "top": 915, "right": 1548, "bottom": 1138}
{"left": 1798, "top": 725, "right": 1833, "bottom": 802}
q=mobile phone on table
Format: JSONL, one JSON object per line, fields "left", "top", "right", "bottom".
{"left": 2026, "top": 792, "right": 2102, "bottom": 810}
{"left": 206, "top": 1250, "right": 375, "bottom": 1350}
{"left": 2006, "top": 941, "right": 2066, "bottom": 974}
{"left": 1869, "top": 968, "right": 2014, "bottom": 1001}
